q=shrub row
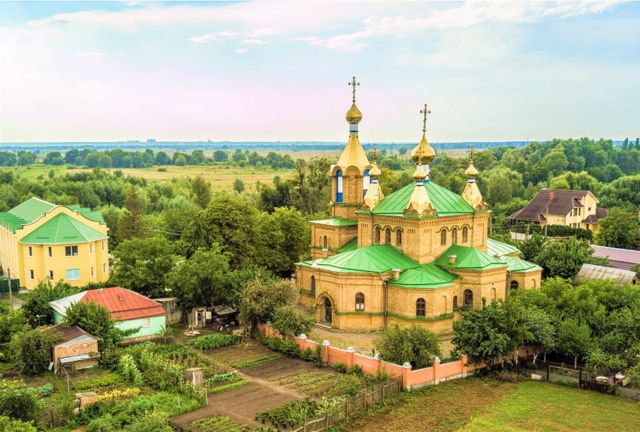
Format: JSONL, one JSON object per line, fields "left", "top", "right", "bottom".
{"left": 187, "top": 334, "right": 239, "bottom": 350}
{"left": 259, "top": 335, "right": 323, "bottom": 366}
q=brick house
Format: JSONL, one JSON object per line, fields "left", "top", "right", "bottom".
{"left": 48, "top": 325, "right": 99, "bottom": 373}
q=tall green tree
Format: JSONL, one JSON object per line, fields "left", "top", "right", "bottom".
{"left": 12, "top": 328, "right": 62, "bottom": 375}
{"left": 557, "top": 319, "right": 591, "bottom": 368}
{"left": 21, "top": 281, "right": 78, "bottom": 327}
{"left": 534, "top": 237, "right": 594, "bottom": 278}
{"left": 117, "top": 187, "right": 148, "bottom": 240}
{"left": 596, "top": 208, "right": 640, "bottom": 249}
{"left": 375, "top": 325, "right": 442, "bottom": 368}
{"left": 239, "top": 279, "right": 295, "bottom": 333}
{"left": 256, "top": 207, "right": 309, "bottom": 277}
{"left": 191, "top": 176, "right": 211, "bottom": 208}
{"left": 111, "top": 236, "right": 178, "bottom": 297}
{"left": 64, "top": 301, "right": 132, "bottom": 356}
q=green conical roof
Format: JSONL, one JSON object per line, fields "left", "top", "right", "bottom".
{"left": 299, "top": 244, "right": 419, "bottom": 273}
{"left": 368, "top": 181, "right": 474, "bottom": 217}
{"left": 390, "top": 263, "right": 457, "bottom": 288}
{"left": 20, "top": 213, "right": 108, "bottom": 245}
{"left": 435, "top": 244, "right": 507, "bottom": 270}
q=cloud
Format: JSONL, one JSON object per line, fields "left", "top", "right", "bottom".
{"left": 189, "top": 31, "right": 238, "bottom": 44}
{"left": 235, "top": 47, "right": 249, "bottom": 54}
{"left": 76, "top": 51, "right": 106, "bottom": 59}
{"left": 243, "top": 39, "right": 268, "bottom": 45}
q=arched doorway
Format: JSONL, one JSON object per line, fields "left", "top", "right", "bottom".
{"left": 323, "top": 297, "right": 333, "bottom": 324}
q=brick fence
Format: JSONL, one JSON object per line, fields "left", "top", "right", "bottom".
{"left": 258, "top": 324, "right": 488, "bottom": 390}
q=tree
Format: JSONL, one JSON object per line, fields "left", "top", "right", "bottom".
{"left": 174, "top": 154, "right": 187, "bottom": 166}
{"left": 483, "top": 167, "right": 523, "bottom": 205}
{"left": 213, "top": 150, "right": 228, "bottom": 162}
{"left": 272, "top": 305, "right": 315, "bottom": 337}
{"left": 534, "top": 237, "right": 594, "bottom": 278}
{"left": 12, "top": 328, "right": 62, "bottom": 375}
{"left": 0, "top": 303, "right": 26, "bottom": 361}
{"left": 117, "top": 187, "right": 148, "bottom": 240}
{"left": 111, "top": 237, "right": 178, "bottom": 298}
{"left": 155, "top": 151, "right": 170, "bottom": 165}
{"left": 452, "top": 300, "right": 512, "bottom": 365}
{"left": 596, "top": 208, "right": 640, "bottom": 249}
{"left": 43, "top": 152, "right": 64, "bottom": 165}
{"left": 191, "top": 176, "right": 211, "bottom": 208}
{"left": 375, "top": 325, "right": 442, "bottom": 368}
{"left": 21, "top": 280, "right": 78, "bottom": 327}
{"left": 64, "top": 301, "right": 132, "bottom": 355}
{"left": 17, "top": 151, "right": 37, "bottom": 165}
{"left": 557, "top": 319, "right": 591, "bottom": 368}
{"left": 166, "top": 245, "right": 231, "bottom": 311}
{"left": 519, "top": 233, "right": 547, "bottom": 261}
{"left": 233, "top": 178, "right": 245, "bottom": 193}
{"left": 239, "top": 278, "right": 295, "bottom": 332}
{"left": 0, "top": 392, "right": 40, "bottom": 425}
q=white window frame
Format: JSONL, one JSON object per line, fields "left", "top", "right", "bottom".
{"left": 66, "top": 268, "right": 80, "bottom": 281}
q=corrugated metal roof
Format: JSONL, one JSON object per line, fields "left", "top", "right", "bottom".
{"left": 50, "top": 288, "right": 165, "bottom": 321}
{"left": 487, "top": 238, "right": 521, "bottom": 257}
{"left": 434, "top": 245, "right": 507, "bottom": 270}
{"left": 299, "top": 244, "right": 419, "bottom": 273}
{"left": 20, "top": 213, "right": 108, "bottom": 245}
{"left": 337, "top": 238, "right": 358, "bottom": 253}
{"left": 311, "top": 218, "right": 357, "bottom": 227}
{"left": 592, "top": 245, "right": 640, "bottom": 265}
{"left": 370, "top": 181, "right": 474, "bottom": 217}
{"left": 501, "top": 256, "right": 542, "bottom": 273}
{"left": 575, "top": 264, "right": 638, "bottom": 285}
{"left": 390, "top": 263, "right": 457, "bottom": 288}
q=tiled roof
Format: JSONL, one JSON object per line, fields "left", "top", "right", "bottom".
{"left": 48, "top": 324, "right": 98, "bottom": 344}
{"left": 434, "top": 244, "right": 507, "bottom": 270}
{"left": 487, "top": 238, "right": 521, "bottom": 258}
{"left": 390, "top": 263, "right": 457, "bottom": 288}
{"left": 299, "top": 244, "right": 419, "bottom": 273}
{"left": 311, "top": 218, "right": 357, "bottom": 227}
{"left": 50, "top": 287, "right": 165, "bottom": 321}
{"left": 369, "top": 181, "right": 474, "bottom": 217}
{"left": 510, "top": 189, "right": 598, "bottom": 222}
{"left": 20, "top": 213, "right": 108, "bottom": 245}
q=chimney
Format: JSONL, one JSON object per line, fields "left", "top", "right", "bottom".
{"left": 392, "top": 269, "right": 401, "bottom": 280}
{"left": 98, "top": 287, "right": 104, "bottom": 294}
{"left": 448, "top": 255, "right": 457, "bottom": 265}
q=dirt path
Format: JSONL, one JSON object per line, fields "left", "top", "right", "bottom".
{"left": 172, "top": 357, "right": 320, "bottom": 428}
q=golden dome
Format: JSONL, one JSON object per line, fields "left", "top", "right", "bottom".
{"left": 346, "top": 102, "right": 362, "bottom": 124}
{"left": 363, "top": 181, "right": 384, "bottom": 211}
{"left": 369, "top": 162, "right": 382, "bottom": 177}
{"left": 462, "top": 181, "right": 486, "bottom": 210}
{"left": 413, "top": 164, "right": 427, "bottom": 180}
{"left": 465, "top": 162, "right": 479, "bottom": 177}
{"left": 411, "top": 133, "right": 436, "bottom": 165}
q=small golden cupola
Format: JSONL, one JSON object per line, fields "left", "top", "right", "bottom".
{"left": 334, "top": 76, "right": 370, "bottom": 172}
{"left": 410, "top": 103, "right": 436, "bottom": 180}
{"left": 462, "top": 145, "right": 486, "bottom": 210}
{"left": 362, "top": 150, "right": 384, "bottom": 210}
{"left": 405, "top": 162, "right": 435, "bottom": 216}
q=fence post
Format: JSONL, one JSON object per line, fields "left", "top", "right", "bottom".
{"left": 433, "top": 356, "right": 441, "bottom": 384}
{"left": 346, "top": 346, "right": 355, "bottom": 368}
{"left": 402, "top": 362, "right": 412, "bottom": 390}
{"left": 322, "top": 340, "right": 330, "bottom": 364}
{"left": 374, "top": 352, "right": 382, "bottom": 374}
{"left": 460, "top": 354, "right": 468, "bottom": 378}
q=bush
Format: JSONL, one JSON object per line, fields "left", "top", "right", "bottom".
{"left": 205, "top": 371, "right": 241, "bottom": 385}
{"left": 186, "top": 334, "right": 238, "bottom": 350}
{"left": 0, "top": 390, "right": 40, "bottom": 423}
{"left": 260, "top": 335, "right": 299, "bottom": 358}
{"left": 271, "top": 305, "right": 314, "bottom": 337}
{"left": 256, "top": 398, "right": 319, "bottom": 429}
{"left": 0, "top": 415, "right": 37, "bottom": 432}
{"left": 118, "top": 354, "right": 143, "bottom": 386}
{"left": 375, "top": 325, "right": 441, "bottom": 369}
{"left": 348, "top": 365, "right": 364, "bottom": 376}
{"left": 335, "top": 362, "right": 347, "bottom": 374}
{"left": 74, "top": 372, "right": 123, "bottom": 391}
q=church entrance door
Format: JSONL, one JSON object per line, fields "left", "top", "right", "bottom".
{"left": 323, "top": 297, "right": 332, "bottom": 324}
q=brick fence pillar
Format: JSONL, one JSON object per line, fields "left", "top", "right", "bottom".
{"left": 402, "top": 362, "right": 412, "bottom": 390}
{"left": 322, "top": 340, "right": 331, "bottom": 364}
{"left": 346, "top": 347, "right": 355, "bottom": 368}
{"left": 460, "top": 354, "right": 469, "bottom": 377}
{"left": 374, "top": 353, "right": 382, "bottom": 374}
{"left": 432, "top": 356, "right": 441, "bottom": 384}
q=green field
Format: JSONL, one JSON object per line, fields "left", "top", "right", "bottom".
{"left": 347, "top": 378, "right": 640, "bottom": 432}
{"left": 0, "top": 164, "right": 296, "bottom": 192}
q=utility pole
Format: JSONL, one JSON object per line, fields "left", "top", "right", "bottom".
{"left": 7, "top": 267, "right": 12, "bottom": 307}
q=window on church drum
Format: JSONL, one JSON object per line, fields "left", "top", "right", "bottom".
{"left": 336, "top": 169, "right": 343, "bottom": 203}
{"left": 453, "top": 295, "right": 458, "bottom": 309}
{"left": 396, "top": 229, "right": 403, "bottom": 246}
{"left": 510, "top": 280, "right": 519, "bottom": 290}
{"left": 355, "top": 292, "right": 365, "bottom": 311}
{"left": 452, "top": 228, "right": 458, "bottom": 244}
{"left": 440, "top": 229, "right": 447, "bottom": 246}
{"left": 323, "top": 235, "right": 328, "bottom": 249}
{"left": 385, "top": 228, "right": 391, "bottom": 244}
{"left": 363, "top": 169, "right": 370, "bottom": 197}
{"left": 375, "top": 226, "right": 381, "bottom": 244}
{"left": 463, "top": 289, "right": 473, "bottom": 307}
{"left": 310, "top": 276, "right": 316, "bottom": 295}
{"left": 416, "top": 298, "right": 426, "bottom": 317}
{"left": 462, "top": 226, "right": 468, "bottom": 243}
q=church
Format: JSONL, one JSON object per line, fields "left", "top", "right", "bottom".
{"left": 296, "top": 78, "right": 541, "bottom": 334}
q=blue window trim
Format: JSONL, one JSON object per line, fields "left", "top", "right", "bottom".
{"left": 336, "top": 169, "right": 343, "bottom": 203}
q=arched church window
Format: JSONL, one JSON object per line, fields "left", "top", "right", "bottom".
{"left": 462, "top": 226, "right": 468, "bottom": 243}
{"left": 323, "top": 235, "right": 328, "bottom": 249}
{"left": 336, "top": 169, "right": 343, "bottom": 203}
{"left": 396, "top": 229, "right": 403, "bottom": 246}
{"left": 463, "top": 289, "right": 473, "bottom": 307}
{"left": 385, "top": 228, "right": 391, "bottom": 244}
{"left": 355, "top": 292, "right": 365, "bottom": 311}
{"left": 363, "top": 168, "right": 370, "bottom": 197}
{"left": 452, "top": 228, "right": 458, "bottom": 244}
{"left": 510, "top": 280, "right": 519, "bottom": 290}
{"left": 374, "top": 226, "right": 381, "bottom": 244}
{"left": 453, "top": 296, "right": 458, "bottom": 309}
{"left": 310, "top": 276, "right": 316, "bottom": 295}
{"left": 440, "top": 229, "right": 447, "bottom": 246}
{"left": 416, "top": 298, "right": 426, "bottom": 317}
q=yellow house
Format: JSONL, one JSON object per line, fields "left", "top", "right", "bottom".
{"left": 0, "top": 197, "right": 109, "bottom": 289}
{"left": 296, "top": 82, "right": 541, "bottom": 335}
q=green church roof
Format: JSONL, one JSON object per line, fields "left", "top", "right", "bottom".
{"left": 390, "top": 263, "right": 457, "bottom": 288}
{"left": 368, "top": 181, "right": 474, "bottom": 217}
{"left": 311, "top": 218, "right": 357, "bottom": 227}
{"left": 501, "top": 256, "right": 542, "bottom": 273}
{"left": 300, "top": 244, "right": 419, "bottom": 274}
{"left": 337, "top": 238, "right": 358, "bottom": 253}
{"left": 435, "top": 244, "right": 507, "bottom": 270}
{"left": 487, "top": 238, "right": 521, "bottom": 257}
{"left": 20, "top": 213, "right": 108, "bottom": 245}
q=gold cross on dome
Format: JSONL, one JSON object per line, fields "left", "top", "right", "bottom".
{"left": 420, "top": 103, "right": 431, "bottom": 133}
{"left": 469, "top": 144, "right": 475, "bottom": 162}
{"left": 348, "top": 76, "right": 360, "bottom": 102}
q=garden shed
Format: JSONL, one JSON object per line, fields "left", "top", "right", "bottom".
{"left": 48, "top": 325, "right": 99, "bottom": 373}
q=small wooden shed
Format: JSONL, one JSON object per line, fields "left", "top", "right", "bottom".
{"left": 49, "top": 325, "right": 100, "bottom": 373}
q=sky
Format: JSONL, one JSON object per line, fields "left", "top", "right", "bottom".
{"left": 0, "top": 0, "right": 639, "bottom": 143}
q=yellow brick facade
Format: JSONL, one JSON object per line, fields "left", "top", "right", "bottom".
{"left": 0, "top": 206, "right": 109, "bottom": 289}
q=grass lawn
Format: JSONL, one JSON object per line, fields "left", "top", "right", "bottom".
{"left": 345, "top": 378, "right": 640, "bottom": 432}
